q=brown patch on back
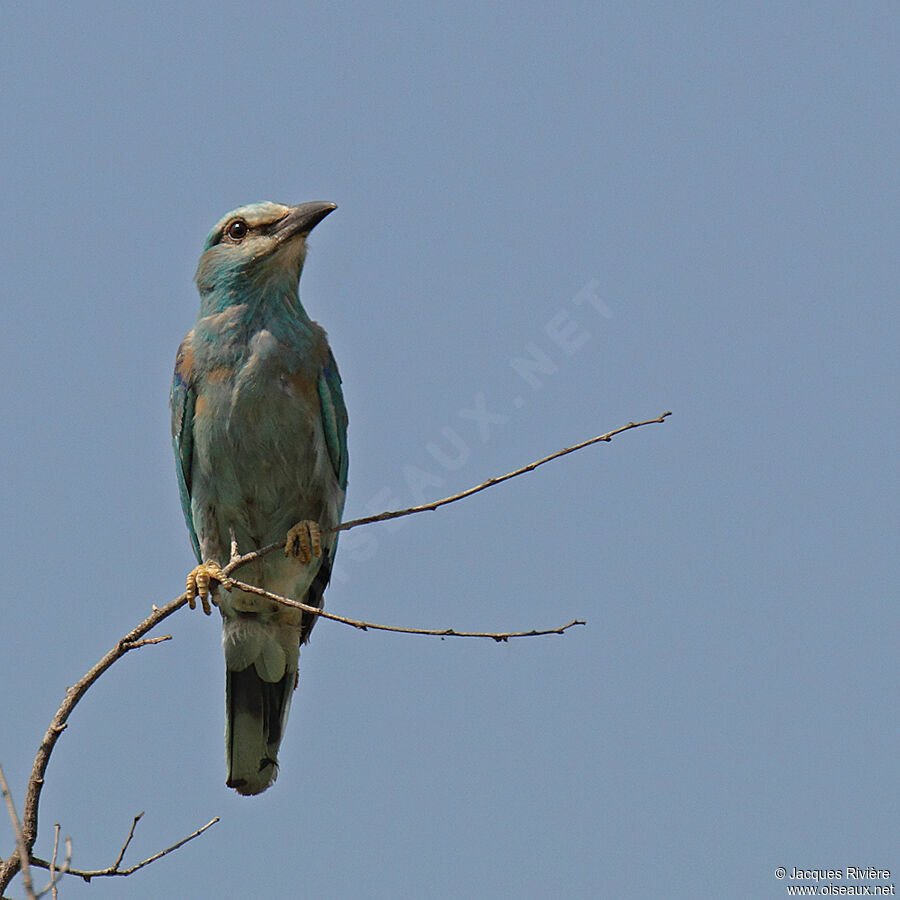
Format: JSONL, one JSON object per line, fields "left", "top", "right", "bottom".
{"left": 282, "top": 372, "right": 315, "bottom": 399}
{"left": 207, "top": 366, "right": 232, "bottom": 384}
{"left": 175, "top": 339, "right": 195, "bottom": 380}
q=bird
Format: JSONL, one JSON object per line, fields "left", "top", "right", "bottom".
{"left": 170, "top": 201, "right": 348, "bottom": 795}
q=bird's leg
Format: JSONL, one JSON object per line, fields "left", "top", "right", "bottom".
{"left": 185, "top": 561, "right": 227, "bottom": 615}
{"left": 285, "top": 520, "right": 323, "bottom": 565}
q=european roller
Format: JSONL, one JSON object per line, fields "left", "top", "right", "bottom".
{"left": 170, "top": 201, "right": 348, "bottom": 795}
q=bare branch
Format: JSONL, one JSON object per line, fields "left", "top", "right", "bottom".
{"left": 332, "top": 411, "right": 673, "bottom": 534}
{"left": 30, "top": 816, "right": 219, "bottom": 883}
{"left": 0, "top": 605, "right": 190, "bottom": 893}
{"left": 0, "top": 413, "right": 669, "bottom": 895}
{"left": 224, "top": 412, "right": 672, "bottom": 575}
{"left": 0, "top": 764, "right": 35, "bottom": 900}
{"left": 228, "top": 576, "right": 585, "bottom": 640}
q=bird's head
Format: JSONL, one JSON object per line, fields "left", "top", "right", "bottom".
{"left": 194, "top": 201, "right": 336, "bottom": 299}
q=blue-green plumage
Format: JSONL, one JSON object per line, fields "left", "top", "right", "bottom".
{"left": 170, "top": 201, "right": 347, "bottom": 795}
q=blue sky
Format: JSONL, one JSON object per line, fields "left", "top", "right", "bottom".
{"left": 1, "top": 3, "right": 897, "bottom": 898}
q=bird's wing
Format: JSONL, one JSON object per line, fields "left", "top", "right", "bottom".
{"left": 317, "top": 350, "right": 349, "bottom": 491}
{"left": 288, "top": 352, "right": 348, "bottom": 639}
{"left": 170, "top": 333, "right": 202, "bottom": 562}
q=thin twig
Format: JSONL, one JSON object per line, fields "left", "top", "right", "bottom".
{"left": 333, "top": 412, "right": 673, "bottom": 533}
{"left": 224, "top": 412, "right": 672, "bottom": 575}
{"left": 49, "top": 824, "right": 58, "bottom": 900}
{"left": 44, "top": 824, "right": 60, "bottom": 900}
{"left": 111, "top": 813, "right": 142, "bottom": 870}
{"left": 228, "top": 577, "right": 585, "bottom": 640}
{"left": 32, "top": 823, "right": 64, "bottom": 899}
{"left": 30, "top": 817, "right": 219, "bottom": 882}
{"left": 121, "top": 635, "right": 172, "bottom": 650}
{"left": 37, "top": 823, "right": 62, "bottom": 900}
{"left": 0, "top": 603, "right": 189, "bottom": 893}
{"left": 0, "top": 764, "right": 35, "bottom": 900}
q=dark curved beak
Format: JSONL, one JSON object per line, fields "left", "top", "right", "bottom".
{"left": 275, "top": 201, "right": 337, "bottom": 241}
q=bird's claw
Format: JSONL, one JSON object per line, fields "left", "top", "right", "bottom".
{"left": 285, "top": 520, "right": 322, "bottom": 565}
{"left": 185, "top": 561, "right": 226, "bottom": 615}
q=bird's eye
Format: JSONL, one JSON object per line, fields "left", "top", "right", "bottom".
{"left": 226, "top": 219, "right": 248, "bottom": 240}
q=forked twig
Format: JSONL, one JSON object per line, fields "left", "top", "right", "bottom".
{"left": 0, "top": 626, "right": 178, "bottom": 894}
{"left": 29, "top": 814, "right": 219, "bottom": 882}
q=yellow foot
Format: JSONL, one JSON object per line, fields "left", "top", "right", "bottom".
{"left": 185, "top": 561, "right": 226, "bottom": 615}
{"left": 285, "top": 520, "right": 322, "bottom": 565}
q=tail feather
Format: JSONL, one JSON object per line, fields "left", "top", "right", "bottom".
{"left": 220, "top": 554, "right": 333, "bottom": 795}
{"left": 225, "top": 665, "right": 295, "bottom": 795}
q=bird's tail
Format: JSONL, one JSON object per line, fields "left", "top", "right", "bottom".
{"left": 225, "top": 664, "right": 295, "bottom": 795}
